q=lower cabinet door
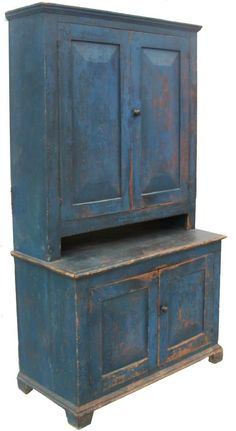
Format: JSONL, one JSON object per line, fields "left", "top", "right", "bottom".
{"left": 159, "top": 255, "right": 214, "bottom": 365}
{"left": 88, "top": 273, "right": 158, "bottom": 394}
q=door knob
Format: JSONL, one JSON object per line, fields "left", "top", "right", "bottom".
{"left": 133, "top": 108, "right": 141, "bottom": 116}
{"left": 160, "top": 305, "right": 168, "bottom": 314}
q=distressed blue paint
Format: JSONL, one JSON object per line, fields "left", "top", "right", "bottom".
{"left": 212, "top": 247, "right": 222, "bottom": 343}
{"left": 20, "top": 229, "right": 222, "bottom": 279}
{"left": 131, "top": 32, "right": 190, "bottom": 210}
{"left": 14, "top": 260, "right": 78, "bottom": 404}
{"left": 8, "top": 14, "right": 61, "bottom": 261}
{"left": 141, "top": 48, "right": 180, "bottom": 193}
{"left": 60, "top": 202, "right": 189, "bottom": 237}
{"left": 6, "top": 4, "right": 225, "bottom": 429}
{"left": 167, "top": 269, "right": 205, "bottom": 344}
{"left": 59, "top": 24, "right": 131, "bottom": 220}
{"left": 13, "top": 236, "right": 223, "bottom": 407}
{"left": 7, "top": 6, "right": 199, "bottom": 261}
{"left": 159, "top": 255, "right": 215, "bottom": 364}
{"left": 80, "top": 238, "right": 222, "bottom": 291}
{"left": 8, "top": 15, "right": 48, "bottom": 259}
{"left": 88, "top": 274, "right": 157, "bottom": 395}
{"left": 5, "top": 3, "right": 202, "bottom": 34}
{"left": 71, "top": 41, "right": 121, "bottom": 203}
{"left": 188, "top": 34, "right": 198, "bottom": 227}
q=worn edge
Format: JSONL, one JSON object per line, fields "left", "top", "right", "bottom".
{"left": 11, "top": 233, "right": 226, "bottom": 279}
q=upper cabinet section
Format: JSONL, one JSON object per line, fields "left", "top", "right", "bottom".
{"left": 6, "top": 4, "right": 201, "bottom": 260}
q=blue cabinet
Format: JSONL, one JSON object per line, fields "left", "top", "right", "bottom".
{"left": 12, "top": 231, "right": 224, "bottom": 414}
{"left": 6, "top": 3, "right": 224, "bottom": 430}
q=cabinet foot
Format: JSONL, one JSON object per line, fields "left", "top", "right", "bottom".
{"left": 17, "top": 376, "right": 33, "bottom": 394}
{"left": 66, "top": 410, "right": 94, "bottom": 429}
{"left": 209, "top": 345, "right": 223, "bottom": 364}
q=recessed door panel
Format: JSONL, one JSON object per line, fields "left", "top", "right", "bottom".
{"left": 71, "top": 41, "right": 121, "bottom": 204}
{"left": 167, "top": 269, "right": 205, "bottom": 347}
{"left": 102, "top": 288, "right": 148, "bottom": 374}
{"left": 88, "top": 273, "right": 157, "bottom": 394}
{"left": 131, "top": 33, "right": 190, "bottom": 209}
{"left": 141, "top": 48, "right": 180, "bottom": 194}
{"left": 159, "top": 255, "right": 214, "bottom": 365}
{"left": 59, "top": 24, "right": 130, "bottom": 221}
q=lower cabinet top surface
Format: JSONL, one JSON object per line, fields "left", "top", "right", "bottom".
{"left": 12, "top": 228, "right": 225, "bottom": 279}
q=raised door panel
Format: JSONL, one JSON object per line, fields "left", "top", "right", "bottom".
{"left": 159, "top": 255, "right": 214, "bottom": 365}
{"left": 131, "top": 33, "right": 190, "bottom": 209}
{"left": 88, "top": 273, "right": 157, "bottom": 395}
{"left": 59, "top": 24, "right": 130, "bottom": 221}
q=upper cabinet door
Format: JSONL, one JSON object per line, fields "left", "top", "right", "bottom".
{"left": 59, "top": 24, "right": 131, "bottom": 221}
{"left": 131, "top": 32, "right": 190, "bottom": 209}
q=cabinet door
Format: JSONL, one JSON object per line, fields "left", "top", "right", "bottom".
{"left": 59, "top": 24, "right": 131, "bottom": 221}
{"left": 131, "top": 32, "right": 190, "bottom": 209}
{"left": 88, "top": 273, "right": 157, "bottom": 394}
{"left": 159, "top": 255, "right": 214, "bottom": 365}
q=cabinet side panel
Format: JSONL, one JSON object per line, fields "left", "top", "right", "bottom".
{"left": 14, "top": 259, "right": 78, "bottom": 404}
{"left": 8, "top": 16, "right": 48, "bottom": 259}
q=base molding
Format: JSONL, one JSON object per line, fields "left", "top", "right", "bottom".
{"left": 17, "top": 344, "right": 222, "bottom": 428}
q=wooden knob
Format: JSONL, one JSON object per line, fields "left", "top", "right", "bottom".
{"left": 160, "top": 305, "right": 168, "bottom": 314}
{"left": 133, "top": 108, "right": 141, "bottom": 116}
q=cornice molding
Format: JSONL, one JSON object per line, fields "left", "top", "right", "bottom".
{"left": 6, "top": 2, "right": 202, "bottom": 33}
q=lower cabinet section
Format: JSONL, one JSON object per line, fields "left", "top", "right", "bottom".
{"left": 13, "top": 230, "right": 224, "bottom": 429}
{"left": 87, "top": 254, "right": 217, "bottom": 396}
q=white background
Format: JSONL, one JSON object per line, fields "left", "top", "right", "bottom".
{"left": 0, "top": 1, "right": 234, "bottom": 430}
